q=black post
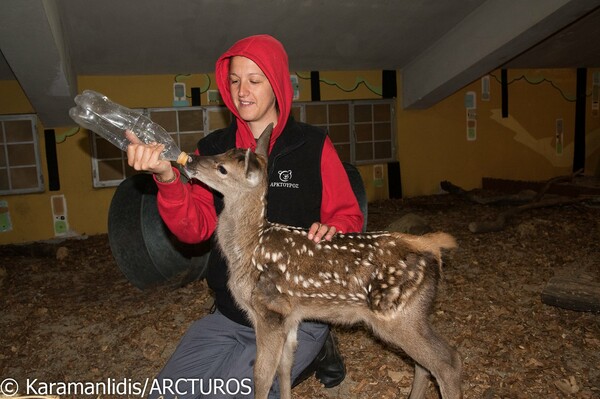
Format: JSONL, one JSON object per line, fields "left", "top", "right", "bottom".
{"left": 501, "top": 69, "right": 508, "bottom": 118}
{"left": 382, "top": 70, "right": 397, "bottom": 98}
{"left": 191, "top": 87, "right": 201, "bottom": 106}
{"left": 573, "top": 68, "right": 587, "bottom": 172}
{"left": 44, "top": 129, "right": 60, "bottom": 191}
{"left": 310, "top": 71, "right": 321, "bottom": 101}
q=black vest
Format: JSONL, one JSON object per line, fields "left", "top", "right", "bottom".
{"left": 197, "top": 117, "right": 326, "bottom": 326}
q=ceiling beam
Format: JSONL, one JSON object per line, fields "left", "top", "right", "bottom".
{"left": 0, "top": 0, "right": 77, "bottom": 127}
{"left": 401, "top": 0, "right": 599, "bottom": 109}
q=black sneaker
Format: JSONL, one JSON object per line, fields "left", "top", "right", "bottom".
{"left": 315, "top": 331, "right": 346, "bottom": 388}
{"left": 293, "top": 330, "right": 346, "bottom": 388}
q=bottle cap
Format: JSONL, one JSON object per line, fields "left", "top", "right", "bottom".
{"left": 176, "top": 152, "right": 190, "bottom": 166}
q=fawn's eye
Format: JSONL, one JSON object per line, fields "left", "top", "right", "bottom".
{"left": 217, "top": 165, "right": 228, "bottom": 175}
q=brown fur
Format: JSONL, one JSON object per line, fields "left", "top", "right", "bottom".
{"left": 185, "top": 124, "right": 462, "bottom": 399}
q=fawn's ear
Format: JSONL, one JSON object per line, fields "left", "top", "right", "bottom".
{"left": 244, "top": 148, "right": 262, "bottom": 187}
{"left": 255, "top": 123, "right": 274, "bottom": 158}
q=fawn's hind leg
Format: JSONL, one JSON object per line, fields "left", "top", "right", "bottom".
{"left": 370, "top": 315, "right": 462, "bottom": 399}
{"left": 409, "top": 363, "right": 432, "bottom": 399}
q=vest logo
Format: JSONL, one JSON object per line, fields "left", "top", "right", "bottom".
{"left": 271, "top": 169, "right": 299, "bottom": 189}
{"left": 278, "top": 170, "right": 292, "bottom": 182}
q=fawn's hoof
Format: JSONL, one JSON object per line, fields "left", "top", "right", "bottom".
{"left": 315, "top": 331, "right": 346, "bottom": 388}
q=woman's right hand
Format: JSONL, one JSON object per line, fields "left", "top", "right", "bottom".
{"left": 125, "top": 130, "right": 174, "bottom": 181}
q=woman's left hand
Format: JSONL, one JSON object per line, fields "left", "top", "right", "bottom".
{"left": 308, "top": 222, "right": 337, "bottom": 242}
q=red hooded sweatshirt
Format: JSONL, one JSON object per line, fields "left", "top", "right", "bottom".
{"left": 215, "top": 34, "right": 291, "bottom": 153}
{"left": 156, "top": 35, "right": 363, "bottom": 243}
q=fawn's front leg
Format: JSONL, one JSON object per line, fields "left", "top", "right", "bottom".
{"left": 253, "top": 314, "right": 287, "bottom": 399}
{"left": 276, "top": 326, "right": 299, "bottom": 399}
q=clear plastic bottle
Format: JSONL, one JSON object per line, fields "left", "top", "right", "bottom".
{"left": 69, "top": 90, "right": 190, "bottom": 166}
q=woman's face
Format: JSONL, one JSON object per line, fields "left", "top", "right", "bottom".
{"left": 229, "top": 56, "right": 278, "bottom": 132}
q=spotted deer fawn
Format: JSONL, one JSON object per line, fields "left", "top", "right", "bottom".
{"left": 185, "top": 124, "right": 462, "bottom": 399}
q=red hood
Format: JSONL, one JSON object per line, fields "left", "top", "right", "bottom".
{"left": 215, "top": 34, "right": 292, "bottom": 153}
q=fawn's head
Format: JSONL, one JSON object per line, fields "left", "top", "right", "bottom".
{"left": 185, "top": 123, "right": 273, "bottom": 196}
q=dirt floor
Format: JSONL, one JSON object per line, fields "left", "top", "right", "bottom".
{"left": 1, "top": 191, "right": 599, "bottom": 398}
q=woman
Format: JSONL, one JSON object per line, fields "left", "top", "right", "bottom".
{"left": 127, "top": 34, "right": 363, "bottom": 398}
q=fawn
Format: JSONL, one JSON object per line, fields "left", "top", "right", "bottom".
{"left": 184, "top": 124, "right": 462, "bottom": 399}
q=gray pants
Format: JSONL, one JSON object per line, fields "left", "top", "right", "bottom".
{"left": 148, "top": 310, "right": 328, "bottom": 399}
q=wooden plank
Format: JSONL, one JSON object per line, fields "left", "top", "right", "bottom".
{"left": 482, "top": 177, "right": 600, "bottom": 197}
{"left": 541, "top": 276, "right": 600, "bottom": 313}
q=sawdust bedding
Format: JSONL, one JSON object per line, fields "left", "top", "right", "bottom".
{"left": 1, "top": 192, "right": 598, "bottom": 398}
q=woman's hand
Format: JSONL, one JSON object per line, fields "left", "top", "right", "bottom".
{"left": 125, "top": 130, "right": 174, "bottom": 181}
{"left": 307, "top": 222, "right": 337, "bottom": 242}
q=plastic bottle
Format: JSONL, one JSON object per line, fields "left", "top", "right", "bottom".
{"left": 69, "top": 90, "right": 190, "bottom": 166}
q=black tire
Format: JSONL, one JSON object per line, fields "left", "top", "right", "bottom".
{"left": 343, "top": 162, "right": 368, "bottom": 232}
{"left": 108, "top": 173, "right": 210, "bottom": 290}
